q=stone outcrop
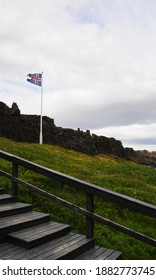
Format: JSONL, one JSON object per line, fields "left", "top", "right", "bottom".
{"left": 0, "top": 101, "right": 136, "bottom": 159}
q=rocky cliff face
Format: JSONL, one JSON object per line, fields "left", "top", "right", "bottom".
{"left": 0, "top": 101, "right": 136, "bottom": 158}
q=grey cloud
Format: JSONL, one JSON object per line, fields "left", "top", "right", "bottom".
{"left": 50, "top": 91, "right": 156, "bottom": 130}
{"left": 127, "top": 137, "right": 156, "bottom": 145}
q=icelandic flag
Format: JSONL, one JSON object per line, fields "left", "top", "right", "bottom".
{"left": 27, "top": 73, "right": 42, "bottom": 87}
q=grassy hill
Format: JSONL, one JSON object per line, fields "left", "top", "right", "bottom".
{"left": 0, "top": 137, "right": 156, "bottom": 259}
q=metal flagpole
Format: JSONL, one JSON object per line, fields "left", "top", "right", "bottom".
{"left": 39, "top": 71, "right": 43, "bottom": 144}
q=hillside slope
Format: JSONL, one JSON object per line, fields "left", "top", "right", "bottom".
{"left": 0, "top": 138, "right": 156, "bottom": 259}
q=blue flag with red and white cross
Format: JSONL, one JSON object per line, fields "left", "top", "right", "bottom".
{"left": 27, "top": 73, "right": 42, "bottom": 87}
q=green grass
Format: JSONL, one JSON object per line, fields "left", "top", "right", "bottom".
{"left": 0, "top": 137, "right": 156, "bottom": 259}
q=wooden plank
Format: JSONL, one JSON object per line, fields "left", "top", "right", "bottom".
{"left": 95, "top": 248, "right": 116, "bottom": 260}
{"left": 78, "top": 246, "right": 108, "bottom": 260}
{"left": 105, "top": 250, "right": 122, "bottom": 260}
{"left": 0, "top": 236, "right": 122, "bottom": 260}
{"left": 0, "top": 202, "right": 32, "bottom": 217}
{"left": 30, "top": 234, "right": 83, "bottom": 260}
{"left": 2, "top": 248, "right": 26, "bottom": 260}
{"left": 8, "top": 222, "right": 56, "bottom": 239}
{"left": 10, "top": 233, "right": 76, "bottom": 260}
{"left": 0, "top": 243, "right": 25, "bottom": 259}
{"left": 43, "top": 235, "right": 88, "bottom": 260}
{"left": 8, "top": 222, "right": 60, "bottom": 238}
{"left": 0, "top": 234, "right": 77, "bottom": 260}
{"left": 73, "top": 246, "right": 99, "bottom": 259}
{"left": 9, "top": 222, "right": 70, "bottom": 240}
{"left": 86, "top": 193, "right": 94, "bottom": 238}
{"left": 8, "top": 221, "right": 70, "bottom": 248}
{"left": 12, "top": 162, "right": 18, "bottom": 196}
{"left": 0, "top": 242, "right": 16, "bottom": 253}
{"left": 54, "top": 237, "right": 95, "bottom": 260}
{"left": 78, "top": 247, "right": 122, "bottom": 260}
{"left": 0, "top": 194, "right": 16, "bottom": 204}
{"left": 0, "top": 211, "right": 50, "bottom": 235}
{"left": 0, "top": 211, "right": 50, "bottom": 227}
{"left": 0, "top": 242, "right": 21, "bottom": 259}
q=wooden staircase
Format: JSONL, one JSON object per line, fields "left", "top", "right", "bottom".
{"left": 0, "top": 188, "right": 122, "bottom": 260}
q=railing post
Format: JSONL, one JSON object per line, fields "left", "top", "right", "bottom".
{"left": 86, "top": 193, "right": 94, "bottom": 238}
{"left": 12, "top": 162, "right": 18, "bottom": 196}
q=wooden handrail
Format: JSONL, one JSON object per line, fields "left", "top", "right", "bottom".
{"left": 0, "top": 149, "right": 156, "bottom": 246}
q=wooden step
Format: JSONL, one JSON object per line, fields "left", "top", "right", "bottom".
{"left": 0, "top": 236, "right": 122, "bottom": 260}
{"left": 0, "top": 211, "right": 50, "bottom": 235}
{"left": 7, "top": 221, "right": 71, "bottom": 248}
{"left": 0, "top": 233, "right": 95, "bottom": 260}
{"left": 73, "top": 245, "right": 122, "bottom": 260}
{"left": 0, "top": 193, "right": 122, "bottom": 260}
{"left": 0, "top": 202, "right": 32, "bottom": 218}
{"left": 0, "top": 194, "right": 16, "bottom": 204}
{"left": 55, "top": 235, "right": 95, "bottom": 260}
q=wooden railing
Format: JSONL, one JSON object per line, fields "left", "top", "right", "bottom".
{"left": 0, "top": 150, "right": 156, "bottom": 247}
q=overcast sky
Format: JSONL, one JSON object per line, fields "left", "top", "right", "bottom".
{"left": 0, "top": 0, "right": 156, "bottom": 151}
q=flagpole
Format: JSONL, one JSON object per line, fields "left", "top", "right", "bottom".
{"left": 39, "top": 71, "right": 43, "bottom": 144}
